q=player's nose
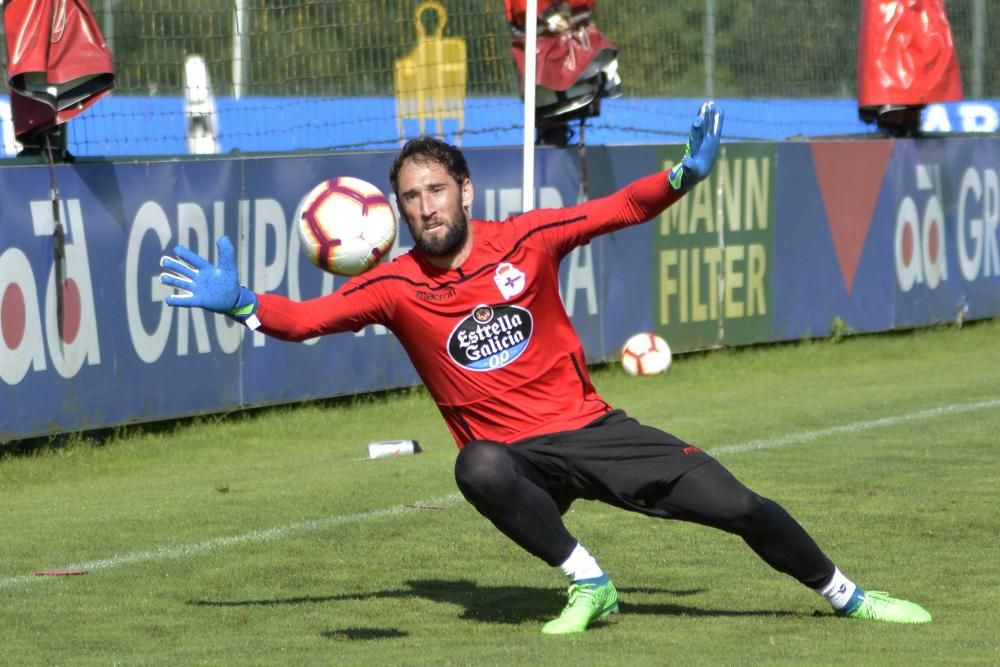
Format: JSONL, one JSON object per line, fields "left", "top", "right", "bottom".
{"left": 419, "top": 192, "right": 436, "bottom": 219}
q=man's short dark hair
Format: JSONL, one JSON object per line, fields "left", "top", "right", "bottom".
{"left": 389, "top": 136, "right": 471, "bottom": 198}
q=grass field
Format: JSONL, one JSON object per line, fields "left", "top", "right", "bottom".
{"left": 3, "top": 320, "right": 999, "bottom": 666}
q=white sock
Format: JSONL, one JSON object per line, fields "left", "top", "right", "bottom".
{"left": 558, "top": 543, "right": 604, "bottom": 581}
{"left": 815, "top": 567, "right": 859, "bottom": 610}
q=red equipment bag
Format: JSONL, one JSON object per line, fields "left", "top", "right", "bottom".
{"left": 509, "top": 19, "right": 616, "bottom": 94}
{"left": 4, "top": 0, "right": 115, "bottom": 141}
{"left": 505, "top": 0, "right": 619, "bottom": 127}
{"left": 857, "top": 0, "right": 962, "bottom": 109}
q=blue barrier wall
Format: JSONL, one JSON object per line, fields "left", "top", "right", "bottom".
{"left": 773, "top": 138, "right": 1000, "bottom": 338}
{"left": 3, "top": 97, "right": 999, "bottom": 157}
{"left": 2, "top": 136, "right": 999, "bottom": 441}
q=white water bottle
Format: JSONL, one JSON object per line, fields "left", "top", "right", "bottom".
{"left": 367, "top": 439, "right": 422, "bottom": 459}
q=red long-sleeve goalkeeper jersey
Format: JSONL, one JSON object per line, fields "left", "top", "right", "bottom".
{"left": 255, "top": 171, "right": 682, "bottom": 447}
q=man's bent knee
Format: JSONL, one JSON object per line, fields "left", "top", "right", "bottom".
{"left": 454, "top": 440, "right": 517, "bottom": 500}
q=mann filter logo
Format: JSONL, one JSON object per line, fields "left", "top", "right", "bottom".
{"left": 448, "top": 304, "right": 532, "bottom": 371}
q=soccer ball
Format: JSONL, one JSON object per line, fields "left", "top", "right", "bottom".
{"left": 620, "top": 332, "right": 672, "bottom": 376}
{"left": 295, "top": 176, "right": 397, "bottom": 276}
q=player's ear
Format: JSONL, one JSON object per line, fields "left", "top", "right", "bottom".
{"left": 461, "top": 177, "right": 474, "bottom": 211}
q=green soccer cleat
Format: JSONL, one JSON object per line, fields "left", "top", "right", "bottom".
{"left": 838, "top": 590, "right": 932, "bottom": 624}
{"left": 541, "top": 579, "right": 619, "bottom": 635}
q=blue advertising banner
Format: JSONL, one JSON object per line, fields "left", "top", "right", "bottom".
{"left": 889, "top": 139, "right": 1000, "bottom": 325}
{"left": 3, "top": 137, "right": 999, "bottom": 442}
{"left": 0, "top": 160, "right": 248, "bottom": 435}
{"left": 772, "top": 136, "right": 1000, "bottom": 341}
{"left": 772, "top": 141, "right": 897, "bottom": 339}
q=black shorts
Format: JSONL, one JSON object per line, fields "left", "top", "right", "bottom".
{"left": 507, "top": 409, "right": 716, "bottom": 518}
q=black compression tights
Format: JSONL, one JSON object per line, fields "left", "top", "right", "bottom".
{"left": 454, "top": 441, "right": 836, "bottom": 589}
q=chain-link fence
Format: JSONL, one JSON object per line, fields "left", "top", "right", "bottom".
{"left": 1, "top": 1, "right": 996, "bottom": 155}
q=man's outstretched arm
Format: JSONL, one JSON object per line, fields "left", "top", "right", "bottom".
{"left": 532, "top": 102, "right": 726, "bottom": 255}
{"left": 160, "top": 236, "right": 389, "bottom": 341}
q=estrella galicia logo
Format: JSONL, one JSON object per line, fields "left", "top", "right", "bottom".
{"left": 447, "top": 304, "right": 533, "bottom": 371}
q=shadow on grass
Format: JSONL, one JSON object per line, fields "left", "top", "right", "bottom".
{"left": 189, "top": 579, "right": 797, "bottom": 624}
{"left": 321, "top": 627, "right": 410, "bottom": 641}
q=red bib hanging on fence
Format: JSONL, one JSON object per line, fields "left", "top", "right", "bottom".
{"left": 857, "top": 0, "right": 962, "bottom": 108}
{"left": 3, "top": 0, "right": 115, "bottom": 141}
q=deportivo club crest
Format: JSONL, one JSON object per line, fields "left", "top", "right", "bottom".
{"left": 447, "top": 304, "right": 533, "bottom": 371}
{"left": 493, "top": 262, "right": 526, "bottom": 299}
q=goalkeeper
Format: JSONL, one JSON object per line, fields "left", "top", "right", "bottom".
{"left": 160, "top": 102, "right": 931, "bottom": 634}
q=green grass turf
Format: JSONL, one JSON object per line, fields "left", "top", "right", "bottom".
{"left": 2, "top": 320, "right": 999, "bottom": 665}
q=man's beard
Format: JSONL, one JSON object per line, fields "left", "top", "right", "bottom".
{"left": 412, "top": 209, "right": 469, "bottom": 258}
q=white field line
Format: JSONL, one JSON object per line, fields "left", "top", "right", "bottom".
{"left": 709, "top": 397, "right": 1000, "bottom": 456}
{"left": 0, "top": 494, "right": 461, "bottom": 591}
{"left": 3, "top": 397, "right": 998, "bottom": 591}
